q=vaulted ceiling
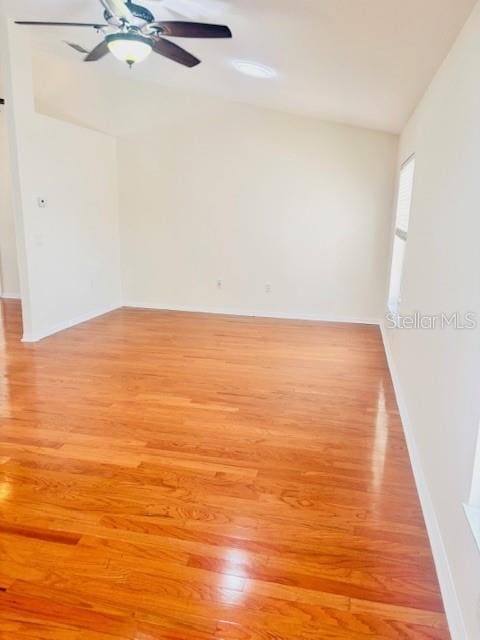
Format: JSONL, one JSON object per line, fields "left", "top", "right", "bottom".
{"left": 5, "top": 0, "right": 477, "bottom": 132}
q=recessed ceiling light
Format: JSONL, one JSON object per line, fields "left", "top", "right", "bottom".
{"left": 232, "top": 60, "right": 276, "bottom": 79}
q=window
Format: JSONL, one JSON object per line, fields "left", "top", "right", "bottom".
{"left": 464, "top": 427, "right": 480, "bottom": 552}
{"left": 388, "top": 155, "right": 415, "bottom": 314}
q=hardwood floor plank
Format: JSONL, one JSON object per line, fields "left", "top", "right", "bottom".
{"left": 0, "top": 591, "right": 136, "bottom": 637}
{"left": 0, "top": 301, "right": 450, "bottom": 638}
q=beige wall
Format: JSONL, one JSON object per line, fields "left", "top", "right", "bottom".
{"left": 21, "top": 113, "right": 122, "bottom": 340}
{"left": 383, "top": 3, "right": 480, "bottom": 637}
{"left": 30, "top": 54, "right": 398, "bottom": 322}
{"left": 118, "top": 97, "right": 397, "bottom": 321}
{"left": 0, "top": 112, "right": 20, "bottom": 296}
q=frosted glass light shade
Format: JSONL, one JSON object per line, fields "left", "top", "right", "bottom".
{"left": 107, "top": 33, "right": 152, "bottom": 65}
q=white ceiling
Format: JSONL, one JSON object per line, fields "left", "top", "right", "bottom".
{"left": 6, "top": 0, "right": 477, "bottom": 133}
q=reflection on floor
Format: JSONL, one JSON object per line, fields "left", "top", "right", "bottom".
{"left": 0, "top": 300, "right": 449, "bottom": 639}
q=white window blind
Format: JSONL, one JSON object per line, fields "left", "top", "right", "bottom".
{"left": 464, "top": 426, "right": 480, "bottom": 553}
{"left": 395, "top": 156, "right": 415, "bottom": 235}
{"left": 388, "top": 155, "right": 415, "bottom": 313}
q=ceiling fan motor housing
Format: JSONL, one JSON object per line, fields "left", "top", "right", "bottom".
{"left": 104, "top": 2, "right": 154, "bottom": 25}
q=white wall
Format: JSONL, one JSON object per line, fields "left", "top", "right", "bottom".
{"left": 0, "top": 111, "right": 20, "bottom": 297}
{"left": 118, "top": 98, "right": 397, "bottom": 321}
{"left": 383, "top": 3, "right": 480, "bottom": 637}
{"left": 1, "top": 18, "right": 122, "bottom": 341}
{"left": 30, "top": 55, "right": 398, "bottom": 324}
{"left": 22, "top": 114, "right": 122, "bottom": 340}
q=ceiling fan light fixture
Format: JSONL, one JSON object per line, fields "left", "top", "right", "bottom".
{"left": 106, "top": 32, "right": 152, "bottom": 66}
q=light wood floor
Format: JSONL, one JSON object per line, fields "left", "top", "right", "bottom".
{"left": 0, "top": 300, "right": 449, "bottom": 639}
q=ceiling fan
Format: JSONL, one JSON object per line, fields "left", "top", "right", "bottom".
{"left": 15, "top": 0, "right": 232, "bottom": 68}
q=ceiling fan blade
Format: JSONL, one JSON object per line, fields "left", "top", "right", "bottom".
{"left": 65, "top": 41, "right": 89, "bottom": 54}
{"left": 151, "top": 21, "right": 231, "bottom": 38}
{"left": 84, "top": 40, "right": 110, "bottom": 62}
{"left": 15, "top": 21, "right": 105, "bottom": 28}
{"left": 151, "top": 37, "right": 200, "bottom": 67}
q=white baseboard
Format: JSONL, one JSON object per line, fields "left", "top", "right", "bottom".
{"left": 124, "top": 301, "right": 381, "bottom": 326}
{"left": 19, "top": 301, "right": 379, "bottom": 343}
{"left": 380, "top": 323, "right": 466, "bottom": 640}
{"left": 22, "top": 302, "right": 122, "bottom": 343}
{"left": 1, "top": 292, "right": 21, "bottom": 300}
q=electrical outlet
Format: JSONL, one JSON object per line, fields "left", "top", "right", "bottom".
{"left": 265, "top": 283, "right": 271, "bottom": 294}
